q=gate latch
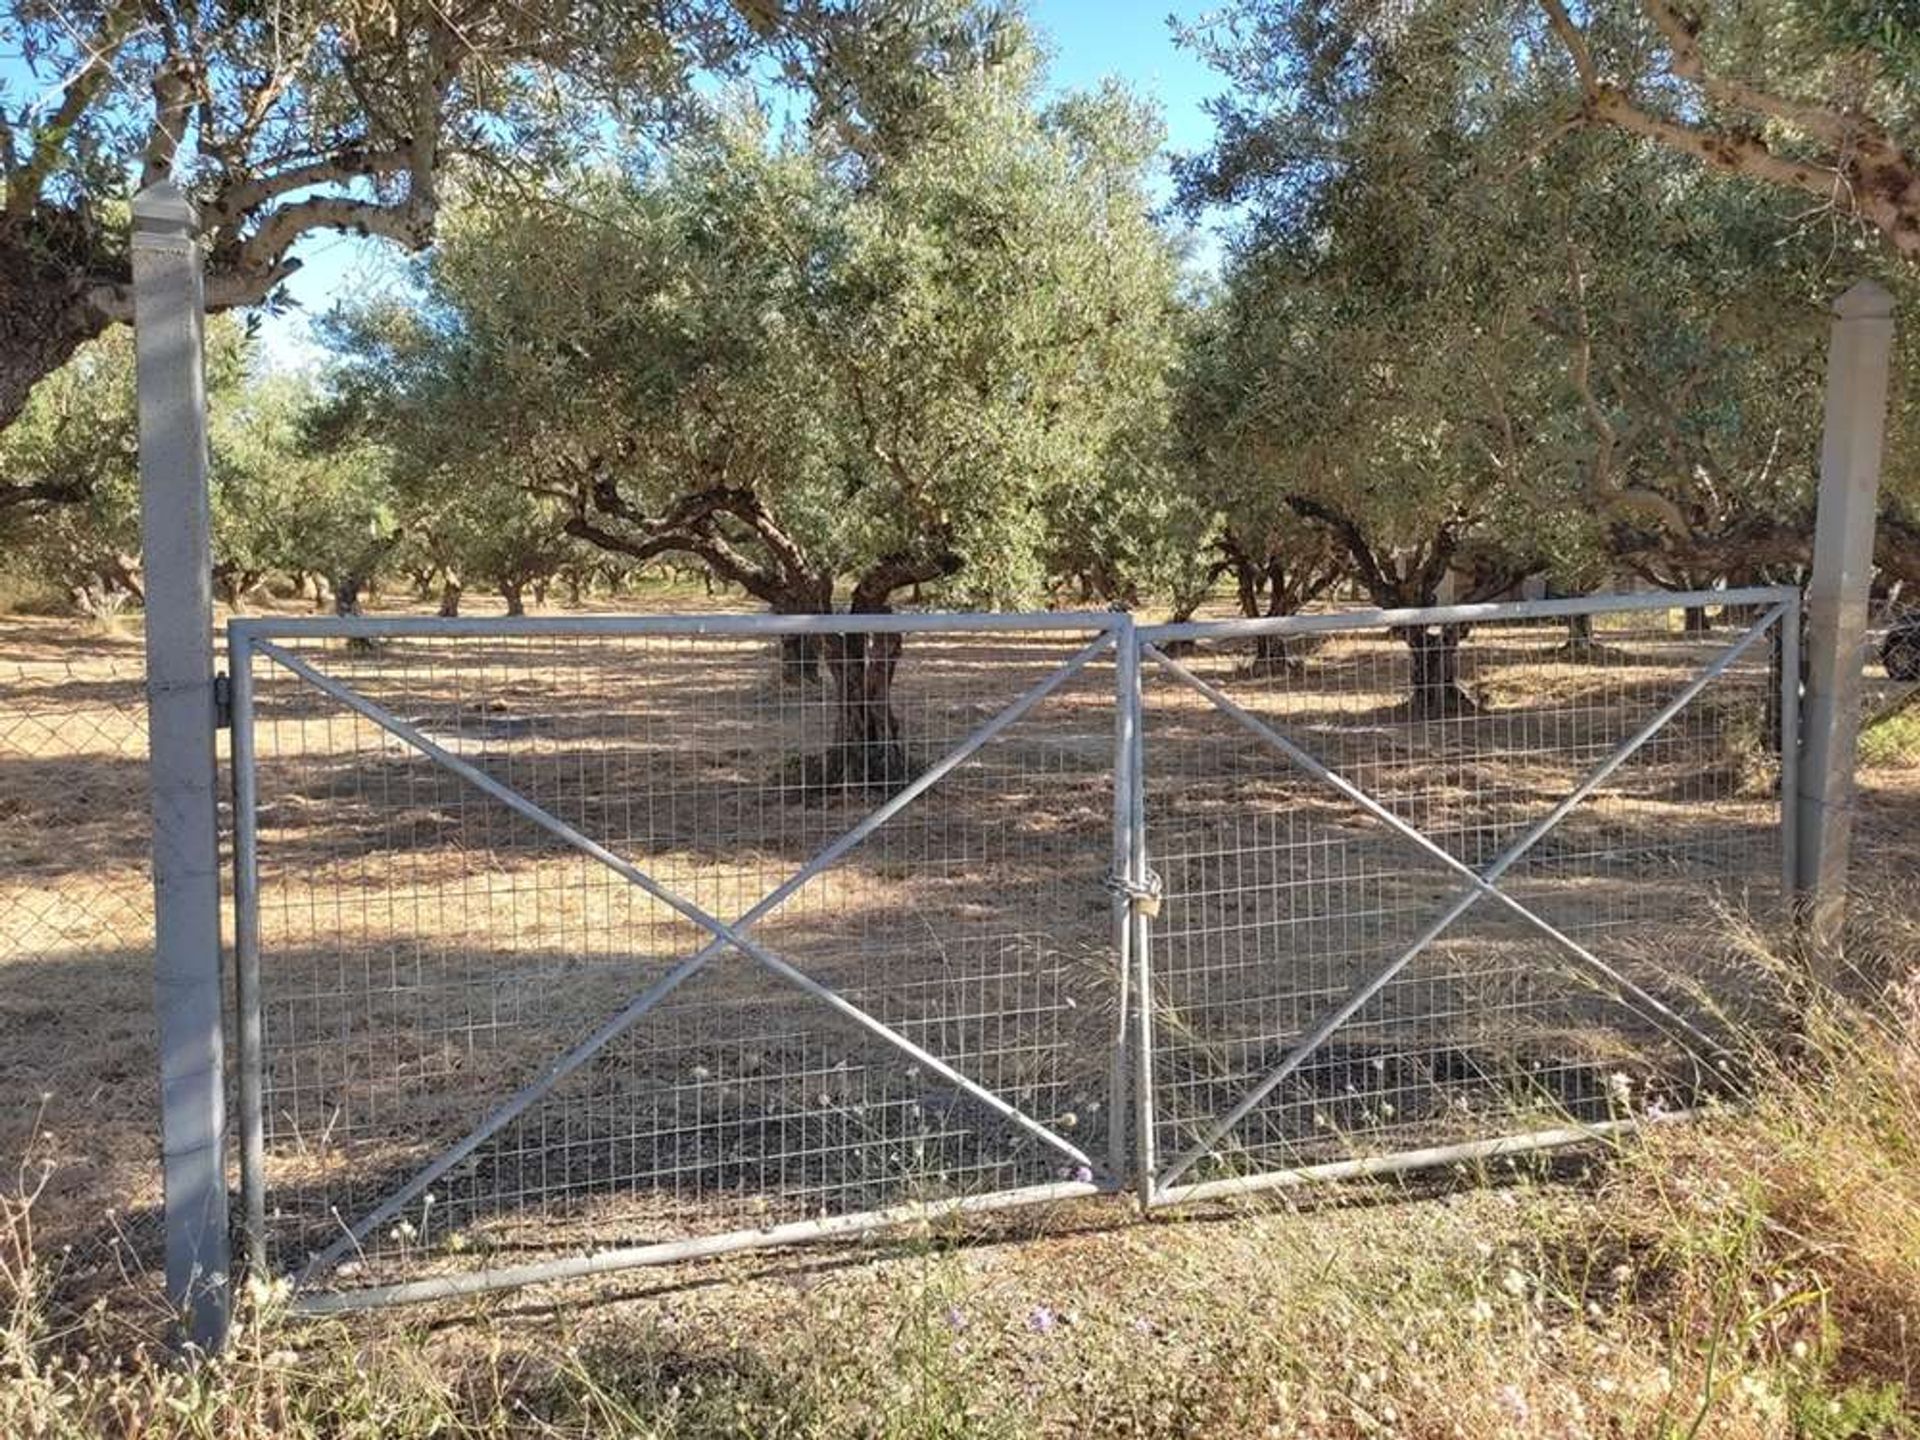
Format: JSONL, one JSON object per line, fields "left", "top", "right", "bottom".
{"left": 1103, "top": 867, "right": 1164, "bottom": 918}
{"left": 213, "top": 671, "right": 232, "bottom": 729}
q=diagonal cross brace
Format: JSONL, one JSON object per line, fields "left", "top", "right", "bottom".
{"left": 1150, "top": 605, "right": 1782, "bottom": 1192}
{"left": 254, "top": 632, "right": 1113, "bottom": 1285}
{"left": 1143, "top": 645, "right": 1730, "bottom": 1061}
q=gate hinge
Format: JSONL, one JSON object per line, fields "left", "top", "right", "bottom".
{"left": 213, "top": 671, "right": 232, "bottom": 729}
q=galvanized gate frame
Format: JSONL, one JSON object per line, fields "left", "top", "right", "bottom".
{"left": 1126, "top": 586, "right": 1801, "bottom": 1208}
{"left": 227, "top": 612, "right": 1135, "bottom": 1310}
{"left": 224, "top": 590, "right": 1797, "bottom": 1308}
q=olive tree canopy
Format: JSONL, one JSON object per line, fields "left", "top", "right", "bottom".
{"left": 327, "top": 15, "right": 1182, "bottom": 619}
{"left": 0, "top": 0, "right": 798, "bottom": 442}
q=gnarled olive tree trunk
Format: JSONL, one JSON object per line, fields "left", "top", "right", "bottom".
{"left": 1277, "top": 496, "right": 1511, "bottom": 715}
{"left": 1398, "top": 623, "right": 1478, "bottom": 719}
{"left": 807, "top": 632, "right": 914, "bottom": 794}
{"left": 0, "top": 230, "right": 111, "bottom": 436}
{"left": 1226, "top": 537, "right": 1341, "bottom": 675}
{"left": 772, "top": 580, "right": 834, "bottom": 685}
{"left": 332, "top": 573, "right": 367, "bottom": 618}
{"left": 216, "top": 567, "right": 264, "bottom": 612}
{"left": 332, "top": 570, "right": 378, "bottom": 651}
{"left": 782, "top": 565, "right": 959, "bottom": 800}
{"left": 1553, "top": 608, "right": 1615, "bottom": 662}
{"left": 1238, "top": 561, "right": 1301, "bottom": 673}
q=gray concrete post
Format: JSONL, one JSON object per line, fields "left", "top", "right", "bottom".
{"left": 1797, "top": 279, "right": 1895, "bottom": 958}
{"left": 132, "top": 180, "right": 231, "bottom": 1350}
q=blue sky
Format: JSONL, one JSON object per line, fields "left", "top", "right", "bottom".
{"left": 1041, "top": 0, "right": 1220, "bottom": 156}
{"left": 257, "top": 1, "right": 1227, "bottom": 368}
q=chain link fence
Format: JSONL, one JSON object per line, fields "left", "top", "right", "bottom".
{"left": 1864, "top": 591, "right": 1920, "bottom": 754}
{"left": 1855, "top": 589, "right": 1920, "bottom": 892}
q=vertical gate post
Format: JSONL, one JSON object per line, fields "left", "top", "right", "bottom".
{"left": 1797, "top": 279, "right": 1895, "bottom": 960}
{"left": 133, "top": 180, "right": 231, "bottom": 1350}
{"left": 1124, "top": 636, "right": 1156, "bottom": 1206}
{"left": 1107, "top": 621, "right": 1136, "bottom": 1179}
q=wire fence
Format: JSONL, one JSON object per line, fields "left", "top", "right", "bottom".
{"left": 0, "top": 624, "right": 165, "bottom": 1307}
{"left": 0, "top": 584, "right": 1898, "bottom": 1316}
{"left": 1133, "top": 598, "right": 1789, "bottom": 1202}
{"left": 232, "top": 616, "right": 1124, "bottom": 1303}
{"left": 1864, "top": 591, "right": 1920, "bottom": 748}
{"left": 1855, "top": 590, "right": 1920, "bottom": 892}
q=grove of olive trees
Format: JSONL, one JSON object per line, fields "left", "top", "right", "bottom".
{"left": 2, "top": 0, "right": 1914, "bottom": 673}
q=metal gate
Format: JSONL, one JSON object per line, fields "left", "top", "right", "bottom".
{"left": 225, "top": 589, "right": 1795, "bottom": 1308}
{"left": 1129, "top": 587, "right": 1797, "bottom": 1205}
{"left": 228, "top": 613, "right": 1130, "bottom": 1310}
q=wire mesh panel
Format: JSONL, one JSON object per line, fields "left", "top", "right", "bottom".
{"left": 1863, "top": 591, "right": 1920, "bottom": 750}
{"left": 0, "top": 625, "right": 163, "bottom": 1300}
{"left": 1135, "top": 592, "right": 1792, "bottom": 1202}
{"left": 232, "top": 616, "right": 1123, "bottom": 1305}
{"left": 1858, "top": 591, "right": 1920, "bottom": 886}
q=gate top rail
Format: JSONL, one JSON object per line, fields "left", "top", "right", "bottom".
{"left": 229, "top": 610, "right": 1132, "bottom": 643}
{"left": 1138, "top": 585, "right": 1799, "bottom": 646}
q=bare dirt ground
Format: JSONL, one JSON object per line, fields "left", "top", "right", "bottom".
{"left": 1, "top": 592, "right": 1914, "bottom": 1319}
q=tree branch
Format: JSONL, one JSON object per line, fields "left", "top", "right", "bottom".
{"left": 236, "top": 193, "right": 437, "bottom": 272}
{"left": 0, "top": 474, "right": 100, "bottom": 515}
{"left": 1638, "top": 0, "right": 1851, "bottom": 147}
{"left": 140, "top": 51, "right": 196, "bottom": 188}
{"left": 1536, "top": 0, "right": 1920, "bottom": 257}
{"left": 1284, "top": 492, "right": 1397, "bottom": 604}
{"left": 6, "top": 2, "right": 145, "bottom": 219}
{"left": 565, "top": 477, "right": 823, "bottom": 606}
{"left": 1586, "top": 87, "right": 1852, "bottom": 206}
{"left": 1538, "top": 0, "right": 1599, "bottom": 91}
{"left": 849, "top": 547, "right": 963, "bottom": 613}
{"left": 214, "top": 146, "right": 418, "bottom": 222}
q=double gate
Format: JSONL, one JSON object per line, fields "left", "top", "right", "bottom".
{"left": 225, "top": 588, "right": 1796, "bottom": 1309}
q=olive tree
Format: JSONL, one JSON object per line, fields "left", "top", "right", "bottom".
{"left": 1535, "top": 0, "right": 1920, "bottom": 260}
{"left": 1181, "top": 0, "right": 1919, "bottom": 706}
{"left": 1175, "top": 301, "right": 1346, "bottom": 665}
{"left": 222, "top": 370, "right": 399, "bottom": 615}
{"left": 392, "top": 473, "right": 578, "bottom": 617}
{"left": 0, "top": 318, "right": 251, "bottom": 611}
{"left": 1177, "top": 5, "right": 1556, "bottom": 713}
{"left": 331, "top": 16, "right": 1182, "bottom": 787}
{"left": 0, "top": 0, "right": 808, "bottom": 440}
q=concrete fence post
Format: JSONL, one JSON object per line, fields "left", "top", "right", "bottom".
{"left": 132, "top": 180, "right": 231, "bottom": 1351}
{"left": 1796, "top": 279, "right": 1895, "bottom": 959}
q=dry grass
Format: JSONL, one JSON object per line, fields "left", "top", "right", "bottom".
{"left": 2, "top": 913, "right": 1916, "bottom": 1438}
